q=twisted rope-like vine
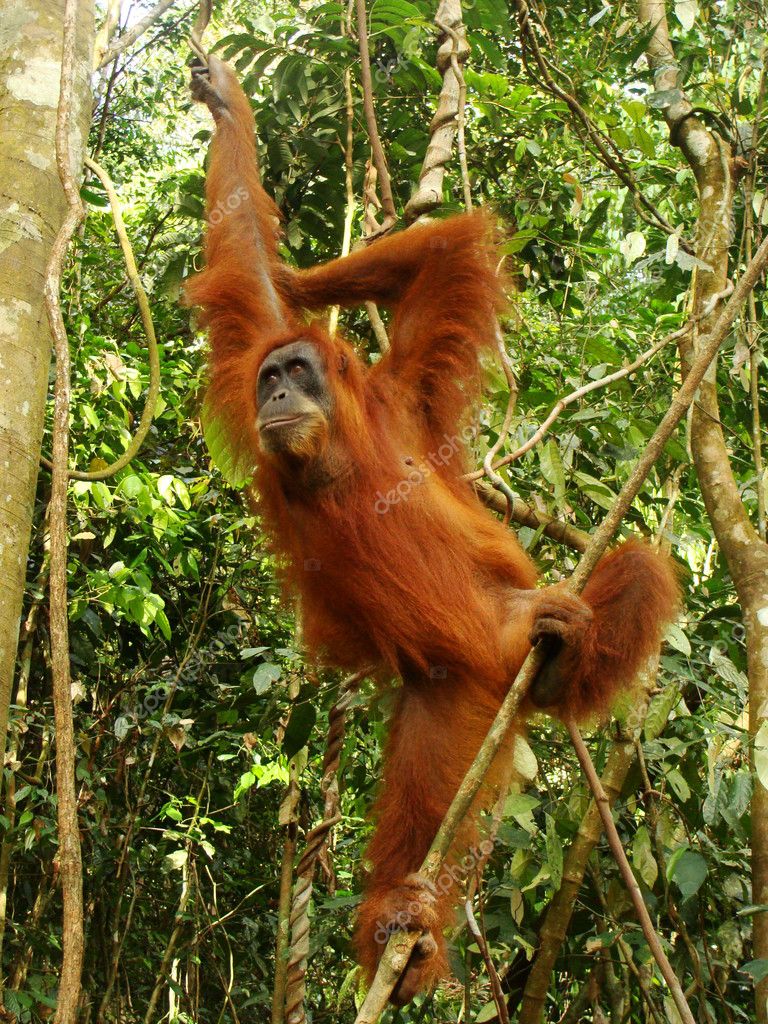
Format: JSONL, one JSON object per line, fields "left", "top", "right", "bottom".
{"left": 284, "top": 672, "right": 366, "bottom": 1024}
{"left": 404, "top": 0, "right": 470, "bottom": 222}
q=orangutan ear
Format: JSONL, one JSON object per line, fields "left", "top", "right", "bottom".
{"left": 338, "top": 352, "right": 349, "bottom": 375}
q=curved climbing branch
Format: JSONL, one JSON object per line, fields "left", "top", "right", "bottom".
{"left": 44, "top": 2, "right": 86, "bottom": 1020}
{"left": 41, "top": 156, "right": 160, "bottom": 481}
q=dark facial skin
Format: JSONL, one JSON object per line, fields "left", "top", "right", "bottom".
{"left": 255, "top": 340, "right": 332, "bottom": 459}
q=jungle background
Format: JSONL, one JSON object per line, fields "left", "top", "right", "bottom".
{"left": 0, "top": 0, "right": 766, "bottom": 1021}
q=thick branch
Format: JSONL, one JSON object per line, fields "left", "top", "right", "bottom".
{"left": 475, "top": 482, "right": 589, "bottom": 552}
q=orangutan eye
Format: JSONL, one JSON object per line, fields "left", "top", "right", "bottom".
{"left": 288, "top": 360, "right": 306, "bottom": 377}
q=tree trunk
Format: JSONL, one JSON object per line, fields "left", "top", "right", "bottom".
{"left": 0, "top": 0, "right": 95, "bottom": 761}
{"left": 639, "top": 3, "right": 768, "bottom": 1020}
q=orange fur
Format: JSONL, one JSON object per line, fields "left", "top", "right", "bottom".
{"left": 186, "top": 59, "right": 679, "bottom": 1001}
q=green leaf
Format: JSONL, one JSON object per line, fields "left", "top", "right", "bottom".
{"left": 741, "top": 959, "right": 768, "bottom": 984}
{"left": 620, "top": 230, "right": 646, "bottom": 263}
{"left": 580, "top": 198, "right": 610, "bottom": 243}
{"left": 667, "top": 768, "right": 691, "bottom": 802}
{"left": 512, "top": 735, "right": 538, "bottom": 781}
{"left": 632, "top": 125, "right": 656, "bottom": 158}
{"left": 165, "top": 849, "right": 187, "bottom": 872}
{"left": 664, "top": 623, "right": 690, "bottom": 655}
{"left": 504, "top": 793, "right": 540, "bottom": 834}
{"left": 157, "top": 474, "right": 175, "bottom": 504}
{"left": 252, "top": 662, "right": 281, "bottom": 695}
{"left": 234, "top": 770, "right": 257, "bottom": 801}
{"left": 81, "top": 185, "right": 109, "bottom": 207}
{"left": 675, "top": 0, "right": 697, "bottom": 30}
{"left": 155, "top": 609, "right": 172, "bottom": 641}
{"left": 91, "top": 482, "right": 112, "bottom": 509}
{"left": 611, "top": 126, "right": 633, "bottom": 150}
{"left": 162, "top": 803, "right": 183, "bottom": 822}
{"left": 174, "top": 478, "right": 191, "bottom": 509}
{"left": 752, "top": 191, "right": 768, "bottom": 226}
{"left": 118, "top": 475, "right": 144, "bottom": 500}
{"left": 539, "top": 440, "right": 565, "bottom": 505}
{"left": 632, "top": 825, "right": 658, "bottom": 888}
{"left": 669, "top": 849, "right": 707, "bottom": 900}
{"left": 502, "top": 228, "right": 538, "bottom": 254}
{"left": 722, "top": 771, "right": 752, "bottom": 828}
{"left": 710, "top": 647, "right": 747, "bottom": 689}
{"left": 644, "top": 684, "right": 680, "bottom": 741}
{"left": 241, "top": 647, "right": 270, "bottom": 660}
{"left": 283, "top": 703, "right": 316, "bottom": 759}
{"left": 703, "top": 768, "right": 722, "bottom": 825}
{"left": 622, "top": 99, "right": 646, "bottom": 123}
{"left": 573, "top": 471, "right": 616, "bottom": 511}
{"left": 81, "top": 404, "right": 101, "bottom": 429}
{"left": 201, "top": 397, "right": 253, "bottom": 488}
{"left": 114, "top": 716, "right": 133, "bottom": 741}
